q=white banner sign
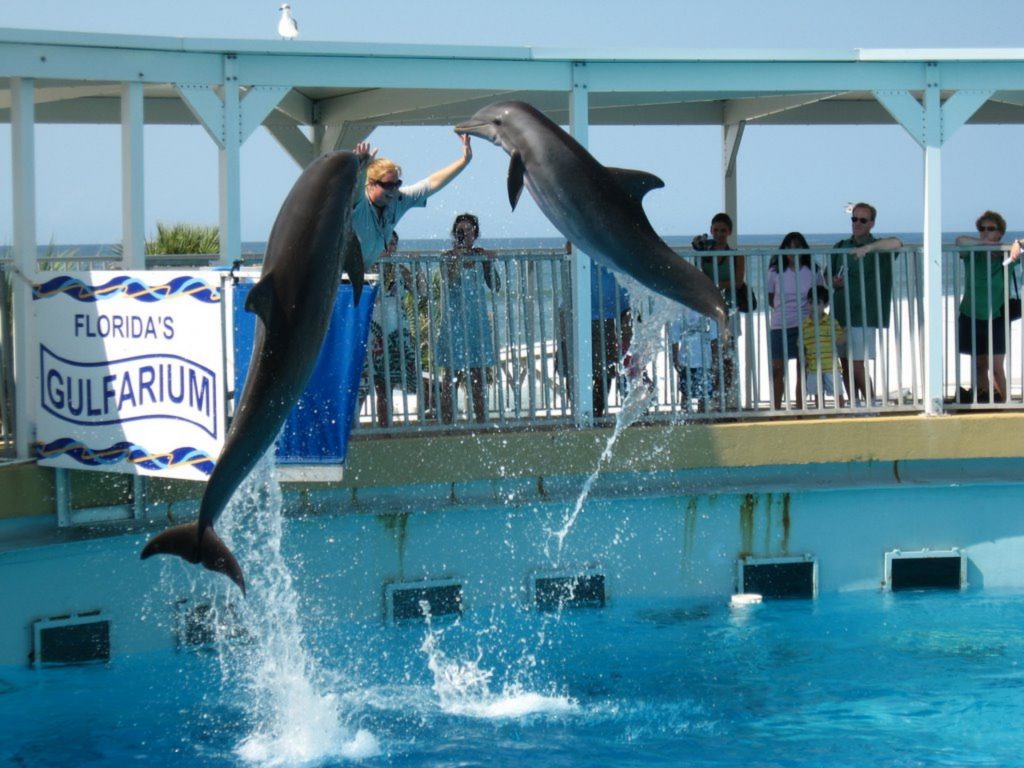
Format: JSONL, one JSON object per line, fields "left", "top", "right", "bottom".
{"left": 34, "top": 270, "right": 226, "bottom": 481}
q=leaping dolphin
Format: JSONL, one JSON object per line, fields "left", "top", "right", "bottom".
{"left": 140, "top": 151, "right": 366, "bottom": 594}
{"left": 455, "top": 101, "right": 728, "bottom": 329}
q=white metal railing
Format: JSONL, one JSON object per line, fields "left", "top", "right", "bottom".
{"left": 352, "top": 244, "right": 1023, "bottom": 431}
{"left": 1, "top": 264, "right": 14, "bottom": 454}
{"left": 354, "top": 252, "right": 573, "bottom": 431}
{"left": 2, "top": 245, "right": 1022, "bottom": 455}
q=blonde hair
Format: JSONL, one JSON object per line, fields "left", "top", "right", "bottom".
{"left": 366, "top": 158, "right": 401, "bottom": 185}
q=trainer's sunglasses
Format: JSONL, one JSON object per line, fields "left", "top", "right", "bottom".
{"left": 373, "top": 179, "right": 402, "bottom": 191}
{"left": 851, "top": 216, "right": 871, "bottom": 224}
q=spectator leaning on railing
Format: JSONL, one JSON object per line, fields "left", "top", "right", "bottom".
{"left": 954, "top": 210, "right": 1012, "bottom": 403}
{"left": 830, "top": 202, "right": 903, "bottom": 405}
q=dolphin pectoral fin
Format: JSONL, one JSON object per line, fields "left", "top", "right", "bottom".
{"left": 141, "top": 523, "right": 246, "bottom": 595}
{"left": 507, "top": 151, "right": 525, "bottom": 210}
{"left": 606, "top": 167, "right": 665, "bottom": 203}
{"left": 244, "top": 273, "right": 277, "bottom": 326}
{"left": 342, "top": 231, "right": 365, "bottom": 305}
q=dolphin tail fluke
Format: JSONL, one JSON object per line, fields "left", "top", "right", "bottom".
{"left": 141, "top": 523, "right": 247, "bottom": 595}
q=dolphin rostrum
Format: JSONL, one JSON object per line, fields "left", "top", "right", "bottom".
{"left": 141, "top": 151, "right": 365, "bottom": 594}
{"left": 455, "top": 101, "right": 728, "bottom": 329}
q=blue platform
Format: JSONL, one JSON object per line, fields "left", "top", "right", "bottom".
{"left": 232, "top": 281, "right": 378, "bottom": 464}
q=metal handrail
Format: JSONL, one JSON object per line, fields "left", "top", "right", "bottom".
{"left": 2, "top": 246, "right": 1022, "bottom": 455}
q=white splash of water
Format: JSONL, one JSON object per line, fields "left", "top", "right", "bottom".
{"left": 419, "top": 603, "right": 576, "bottom": 719}
{"left": 213, "top": 453, "right": 380, "bottom": 765}
{"left": 545, "top": 283, "right": 675, "bottom": 565}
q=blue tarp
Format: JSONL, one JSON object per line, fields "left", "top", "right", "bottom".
{"left": 232, "top": 281, "right": 377, "bottom": 464}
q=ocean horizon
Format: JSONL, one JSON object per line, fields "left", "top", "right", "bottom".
{"left": 5, "top": 231, "right": 1021, "bottom": 260}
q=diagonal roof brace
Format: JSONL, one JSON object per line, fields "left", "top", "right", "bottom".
{"left": 874, "top": 87, "right": 995, "bottom": 149}
{"left": 174, "top": 82, "right": 293, "bottom": 148}
{"left": 874, "top": 89, "right": 925, "bottom": 147}
{"left": 175, "top": 83, "right": 225, "bottom": 147}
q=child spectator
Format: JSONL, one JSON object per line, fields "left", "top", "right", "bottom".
{"left": 668, "top": 305, "right": 718, "bottom": 414}
{"left": 802, "top": 286, "right": 845, "bottom": 408}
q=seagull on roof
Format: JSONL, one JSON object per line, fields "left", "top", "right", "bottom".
{"left": 278, "top": 3, "right": 299, "bottom": 39}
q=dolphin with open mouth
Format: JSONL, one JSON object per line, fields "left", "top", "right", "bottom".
{"left": 455, "top": 100, "right": 728, "bottom": 330}
{"left": 140, "top": 150, "right": 365, "bottom": 594}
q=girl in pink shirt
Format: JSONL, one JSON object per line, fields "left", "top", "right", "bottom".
{"left": 766, "top": 232, "right": 824, "bottom": 409}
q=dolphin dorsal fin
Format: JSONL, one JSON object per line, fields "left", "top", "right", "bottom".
{"left": 606, "top": 167, "right": 665, "bottom": 204}
{"left": 341, "top": 230, "right": 365, "bottom": 305}
{"left": 244, "top": 272, "right": 277, "bottom": 326}
{"left": 508, "top": 151, "right": 526, "bottom": 211}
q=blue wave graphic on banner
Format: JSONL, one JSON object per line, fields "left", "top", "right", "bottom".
{"left": 33, "top": 275, "right": 221, "bottom": 303}
{"left": 35, "top": 438, "right": 215, "bottom": 475}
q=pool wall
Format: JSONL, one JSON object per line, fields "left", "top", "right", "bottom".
{"left": 1, "top": 415, "right": 1023, "bottom": 667}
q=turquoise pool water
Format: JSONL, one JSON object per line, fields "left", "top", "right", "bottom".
{"left": 3, "top": 589, "right": 1023, "bottom": 767}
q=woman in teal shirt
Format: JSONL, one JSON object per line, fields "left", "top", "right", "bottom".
{"left": 955, "top": 210, "right": 1010, "bottom": 403}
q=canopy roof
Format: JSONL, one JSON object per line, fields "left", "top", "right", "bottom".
{"left": 3, "top": 28, "right": 1024, "bottom": 137}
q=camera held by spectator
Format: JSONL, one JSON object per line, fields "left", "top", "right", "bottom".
{"left": 692, "top": 233, "right": 714, "bottom": 251}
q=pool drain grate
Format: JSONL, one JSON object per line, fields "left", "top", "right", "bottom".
{"left": 737, "top": 555, "right": 818, "bottom": 599}
{"left": 885, "top": 548, "right": 966, "bottom": 591}
{"left": 32, "top": 611, "right": 110, "bottom": 667}
{"left": 533, "top": 573, "right": 606, "bottom": 611}
{"left": 385, "top": 579, "right": 463, "bottom": 622}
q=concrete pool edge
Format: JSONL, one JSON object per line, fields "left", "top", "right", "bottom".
{"left": 3, "top": 412, "right": 1023, "bottom": 531}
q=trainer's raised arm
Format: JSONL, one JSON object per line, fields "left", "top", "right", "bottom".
{"left": 424, "top": 134, "right": 473, "bottom": 195}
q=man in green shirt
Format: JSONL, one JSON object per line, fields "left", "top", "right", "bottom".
{"left": 830, "top": 202, "right": 903, "bottom": 404}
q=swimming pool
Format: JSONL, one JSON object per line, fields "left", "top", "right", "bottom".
{"left": 2, "top": 453, "right": 1023, "bottom": 767}
{"left": 3, "top": 587, "right": 1023, "bottom": 767}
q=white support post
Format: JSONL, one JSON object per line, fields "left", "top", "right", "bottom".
{"left": 11, "top": 78, "right": 38, "bottom": 459}
{"left": 722, "top": 121, "right": 744, "bottom": 239}
{"left": 723, "top": 121, "right": 748, "bottom": 406}
{"left": 875, "top": 71, "right": 989, "bottom": 416}
{"left": 218, "top": 55, "right": 242, "bottom": 267}
{"left": 569, "top": 63, "right": 594, "bottom": 426}
{"left": 121, "top": 81, "right": 146, "bottom": 269}
{"left": 921, "top": 71, "right": 944, "bottom": 415}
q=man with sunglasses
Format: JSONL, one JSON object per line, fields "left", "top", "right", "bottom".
{"left": 830, "top": 202, "right": 903, "bottom": 405}
{"left": 351, "top": 134, "right": 473, "bottom": 272}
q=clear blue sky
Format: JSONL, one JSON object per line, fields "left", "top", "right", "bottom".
{"left": 2, "top": 0, "right": 1023, "bottom": 245}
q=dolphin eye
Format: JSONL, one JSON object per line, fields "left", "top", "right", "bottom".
{"left": 493, "top": 118, "right": 502, "bottom": 126}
